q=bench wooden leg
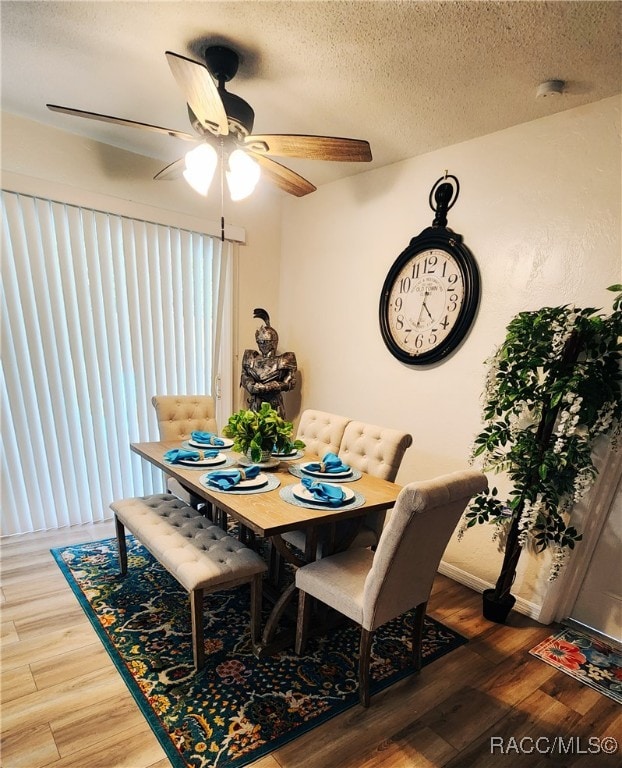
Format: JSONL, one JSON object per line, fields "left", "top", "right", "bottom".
{"left": 114, "top": 515, "right": 128, "bottom": 575}
{"left": 190, "top": 589, "right": 205, "bottom": 670}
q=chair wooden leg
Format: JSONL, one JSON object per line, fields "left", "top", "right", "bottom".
{"left": 190, "top": 589, "right": 205, "bottom": 671}
{"left": 359, "top": 628, "right": 373, "bottom": 707}
{"left": 412, "top": 601, "right": 427, "bottom": 673}
{"left": 250, "top": 574, "right": 263, "bottom": 645}
{"left": 295, "top": 589, "right": 312, "bottom": 655}
{"left": 114, "top": 515, "right": 127, "bottom": 575}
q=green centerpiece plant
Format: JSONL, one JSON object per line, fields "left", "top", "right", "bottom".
{"left": 223, "top": 402, "right": 305, "bottom": 462}
{"left": 461, "top": 286, "right": 622, "bottom": 622}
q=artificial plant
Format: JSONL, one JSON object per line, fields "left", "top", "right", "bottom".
{"left": 461, "top": 286, "right": 622, "bottom": 612}
{"left": 223, "top": 402, "right": 305, "bottom": 462}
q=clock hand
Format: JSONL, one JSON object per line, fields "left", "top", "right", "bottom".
{"left": 416, "top": 288, "right": 431, "bottom": 326}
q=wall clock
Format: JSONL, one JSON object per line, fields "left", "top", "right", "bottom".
{"left": 379, "top": 174, "right": 480, "bottom": 365}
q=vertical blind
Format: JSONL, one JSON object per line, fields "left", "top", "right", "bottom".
{"left": 1, "top": 190, "right": 233, "bottom": 535}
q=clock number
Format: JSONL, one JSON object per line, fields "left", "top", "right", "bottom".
{"left": 394, "top": 296, "right": 403, "bottom": 312}
{"left": 398, "top": 277, "right": 411, "bottom": 293}
{"left": 429, "top": 331, "right": 437, "bottom": 345}
{"left": 412, "top": 254, "right": 439, "bottom": 279}
{"left": 395, "top": 314, "right": 404, "bottom": 330}
{"left": 447, "top": 273, "right": 458, "bottom": 285}
{"left": 448, "top": 293, "right": 459, "bottom": 312}
{"left": 439, "top": 315, "right": 450, "bottom": 330}
{"left": 415, "top": 334, "right": 424, "bottom": 349}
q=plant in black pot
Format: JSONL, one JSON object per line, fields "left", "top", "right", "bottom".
{"left": 223, "top": 402, "right": 305, "bottom": 463}
{"left": 460, "top": 286, "right": 622, "bottom": 623}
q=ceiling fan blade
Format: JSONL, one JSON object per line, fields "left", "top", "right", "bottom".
{"left": 245, "top": 134, "right": 372, "bottom": 162}
{"left": 153, "top": 157, "right": 186, "bottom": 181}
{"left": 46, "top": 104, "right": 197, "bottom": 141}
{"left": 247, "top": 152, "right": 316, "bottom": 197}
{"left": 165, "top": 51, "right": 228, "bottom": 136}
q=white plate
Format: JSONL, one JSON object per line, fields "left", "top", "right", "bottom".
{"left": 188, "top": 437, "right": 233, "bottom": 449}
{"left": 299, "top": 462, "right": 353, "bottom": 479}
{"left": 292, "top": 482, "right": 354, "bottom": 505}
{"left": 272, "top": 447, "right": 299, "bottom": 458}
{"left": 207, "top": 471, "right": 268, "bottom": 490}
{"left": 178, "top": 453, "right": 227, "bottom": 467}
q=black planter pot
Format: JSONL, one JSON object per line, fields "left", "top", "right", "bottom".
{"left": 482, "top": 588, "right": 516, "bottom": 624}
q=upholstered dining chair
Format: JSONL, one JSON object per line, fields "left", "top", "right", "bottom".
{"left": 282, "top": 419, "right": 412, "bottom": 555}
{"left": 295, "top": 469, "right": 488, "bottom": 706}
{"left": 337, "top": 420, "right": 413, "bottom": 548}
{"left": 151, "top": 395, "right": 219, "bottom": 512}
{"left": 264, "top": 409, "right": 351, "bottom": 582}
{"left": 152, "top": 394, "right": 218, "bottom": 440}
{"left": 295, "top": 409, "right": 351, "bottom": 458}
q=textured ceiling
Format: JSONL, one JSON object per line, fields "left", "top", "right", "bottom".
{"left": 1, "top": 1, "right": 620, "bottom": 190}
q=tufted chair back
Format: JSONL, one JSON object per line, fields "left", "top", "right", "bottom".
{"left": 296, "top": 409, "right": 351, "bottom": 458}
{"left": 152, "top": 395, "right": 218, "bottom": 441}
{"left": 151, "top": 395, "right": 218, "bottom": 510}
{"left": 338, "top": 420, "right": 413, "bottom": 483}
{"left": 337, "top": 420, "right": 413, "bottom": 546}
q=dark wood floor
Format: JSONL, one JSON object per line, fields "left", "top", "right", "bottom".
{"left": 1, "top": 521, "right": 620, "bottom": 767}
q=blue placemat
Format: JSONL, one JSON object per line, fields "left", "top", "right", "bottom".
{"left": 199, "top": 472, "right": 281, "bottom": 495}
{"left": 288, "top": 465, "right": 362, "bottom": 482}
{"left": 279, "top": 483, "right": 365, "bottom": 510}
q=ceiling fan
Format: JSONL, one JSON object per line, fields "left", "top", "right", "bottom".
{"left": 47, "top": 45, "right": 373, "bottom": 199}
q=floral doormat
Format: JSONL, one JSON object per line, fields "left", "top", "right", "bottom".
{"left": 52, "top": 537, "right": 467, "bottom": 768}
{"left": 529, "top": 627, "right": 622, "bottom": 705}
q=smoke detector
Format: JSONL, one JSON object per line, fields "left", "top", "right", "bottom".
{"left": 536, "top": 80, "right": 565, "bottom": 99}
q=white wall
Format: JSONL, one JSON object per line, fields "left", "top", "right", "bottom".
{"left": 279, "top": 96, "right": 622, "bottom": 615}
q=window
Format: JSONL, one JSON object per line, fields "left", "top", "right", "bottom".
{"left": 1, "top": 191, "right": 232, "bottom": 533}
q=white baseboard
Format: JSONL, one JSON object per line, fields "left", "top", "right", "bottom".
{"left": 438, "top": 560, "right": 546, "bottom": 623}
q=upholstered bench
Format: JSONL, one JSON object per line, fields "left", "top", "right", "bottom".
{"left": 111, "top": 493, "right": 267, "bottom": 670}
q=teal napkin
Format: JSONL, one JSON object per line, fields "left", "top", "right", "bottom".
{"left": 206, "top": 465, "right": 261, "bottom": 490}
{"left": 301, "top": 476, "right": 346, "bottom": 505}
{"left": 304, "top": 452, "right": 350, "bottom": 474}
{"left": 191, "top": 431, "right": 225, "bottom": 447}
{"left": 164, "top": 448, "right": 217, "bottom": 463}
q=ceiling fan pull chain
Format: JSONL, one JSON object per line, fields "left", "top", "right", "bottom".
{"left": 220, "top": 139, "right": 225, "bottom": 242}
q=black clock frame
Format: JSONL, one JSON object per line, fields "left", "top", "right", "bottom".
{"left": 379, "top": 225, "right": 480, "bottom": 365}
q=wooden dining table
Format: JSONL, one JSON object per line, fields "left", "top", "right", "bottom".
{"left": 130, "top": 440, "right": 402, "bottom": 654}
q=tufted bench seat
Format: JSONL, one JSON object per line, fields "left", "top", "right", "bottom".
{"left": 111, "top": 493, "right": 267, "bottom": 670}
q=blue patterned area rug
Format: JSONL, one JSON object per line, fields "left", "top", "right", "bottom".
{"left": 530, "top": 626, "right": 622, "bottom": 705}
{"left": 52, "top": 537, "right": 468, "bottom": 768}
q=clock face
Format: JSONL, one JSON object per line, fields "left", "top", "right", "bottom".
{"left": 379, "top": 234, "right": 479, "bottom": 365}
{"left": 386, "top": 248, "right": 464, "bottom": 355}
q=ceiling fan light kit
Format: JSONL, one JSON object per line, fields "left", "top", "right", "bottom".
{"left": 226, "top": 149, "right": 261, "bottom": 201}
{"left": 46, "top": 44, "right": 372, "bottom": 203}
{"left": 183, "top": 143, "right": 217, "bottom": 195}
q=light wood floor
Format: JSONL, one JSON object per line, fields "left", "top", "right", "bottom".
{"left": 1, "top": 522, "right": 620, "bottom": 768}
